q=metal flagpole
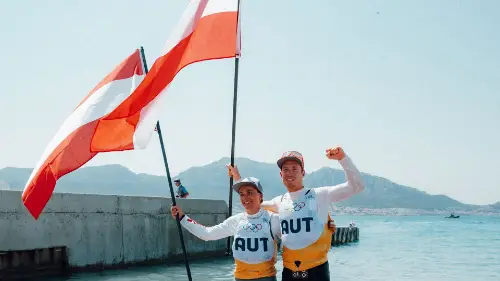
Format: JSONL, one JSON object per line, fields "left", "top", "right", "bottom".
{"left": 139, "top": 46, "right": 193, "bottom": 281}
{"left": 226, "top": 0, "right": 242, "bottom": 255}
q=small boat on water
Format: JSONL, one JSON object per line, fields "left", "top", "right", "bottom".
{"left": 445, "top": 211, "right": 460, "bottom": 219}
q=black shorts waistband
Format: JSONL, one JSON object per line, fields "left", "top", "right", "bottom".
{"left": 281, "top": 261, "right": 330, "bottom": 281}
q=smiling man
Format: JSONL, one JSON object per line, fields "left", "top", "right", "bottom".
{"left": 261, "top": 146, "right": 365, "bottom": 281}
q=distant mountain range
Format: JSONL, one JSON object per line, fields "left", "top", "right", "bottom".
{"left": 1, "top": 157, "right": 499, "bottom": 213}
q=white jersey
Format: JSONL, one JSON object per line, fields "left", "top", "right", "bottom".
{"left": 278, "top": 188, "right": 324, "bottom": 250}
{"left": 232, "top": 210, "right": 276, "bottom": 263}
{"left": 262, "top": 154, "right": 364, "bottom": 271}
{"left": 180, "top": 208, "right": 281, "bottom": 279}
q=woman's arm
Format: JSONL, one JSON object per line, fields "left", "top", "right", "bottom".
{"left": 171, "top": 206, "right": 237, "bottom": 241}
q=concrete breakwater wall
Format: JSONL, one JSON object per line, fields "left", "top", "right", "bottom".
{"left": 332, "top": 227, "right": 359, "bottom": 246}
{"left": 0, "top": 190, "right": 228, "bottom": 277}
{"left": 276, "top": 226, "right": 359, "bottom": 250}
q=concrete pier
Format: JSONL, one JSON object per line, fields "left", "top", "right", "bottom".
{"left": 332, "top": 226, "right": 360, "bottom": 246}
{"left": 0, "top": 246, "right": 69, "bottom": 279}
{"left": 0, "top": 190, "right": 228, "bottom": 279}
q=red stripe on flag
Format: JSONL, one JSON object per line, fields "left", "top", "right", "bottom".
{"left": 22, "top": 50, "right": 143, "bottom": 219}
{"left": 77, "top": 50, "right": 144, "bottom": 109}
{"left": 91, "top": 11, "right": 239, "bottom": 151}
{"left": 21, "top": 120, "right": 100, "bottom": 218}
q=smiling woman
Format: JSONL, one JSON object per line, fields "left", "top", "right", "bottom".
{"left": 170, "top": 165, "right": 281, "bottom": 281}
{"left": 233, "top": 177, "right": 264, "bottom": 215}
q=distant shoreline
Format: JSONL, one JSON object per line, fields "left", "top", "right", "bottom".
{"left": 331, "top": 207, "right": 500, "bottom": 216}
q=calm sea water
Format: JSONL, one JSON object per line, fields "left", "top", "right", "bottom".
{"left": 44, "top": 215, "right": 500, "bottom": 281}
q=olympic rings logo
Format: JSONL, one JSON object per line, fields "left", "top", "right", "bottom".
{"left": 284, "top": 201, "right": 306, "bottom": 212}
{"left": 293, "top": 202, "right": 305, "bottom": 211}
{"left": 242, "top": 223, "right": 263, "bottom": 232}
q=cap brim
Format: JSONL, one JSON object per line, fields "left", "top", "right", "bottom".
{"left": 232, "top": 181, "right": 259, "bottom": 193}
{"left": 277, "top": 156, "right": 303, "bottom": 168}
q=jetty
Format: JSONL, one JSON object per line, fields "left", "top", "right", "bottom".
{"left": 332, "top": 226, "right": 360, "bottom": 246}
{"left": 0, "top": 190, "right": 359, "bottom": 279}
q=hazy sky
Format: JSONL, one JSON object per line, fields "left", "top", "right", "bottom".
{"left": 1, "top": 0, "right": 499, "bottom": 205}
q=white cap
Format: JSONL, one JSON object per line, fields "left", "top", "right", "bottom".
{"left": 232, "top": 177, "right": 263, "bottom": 193}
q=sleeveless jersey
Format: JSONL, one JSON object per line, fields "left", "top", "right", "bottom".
{"left": 181, "top": 209, "right": 280, "bottom": 279}
{"left": 232, "top": 210, "right": 278, "bottom": 278}
{"left": 278, "top": 188, "right": 334, "bottom": 271}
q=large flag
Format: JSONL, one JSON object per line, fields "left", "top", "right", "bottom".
{"left": 22, "top": 50, "right": 145, "bottom": 219}
{"left": 91, "top": 0, "right": 241, "bottom": 152}
{"left": 22, "top": 0, "right": 241, "bottom": 219}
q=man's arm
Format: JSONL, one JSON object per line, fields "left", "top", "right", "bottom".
{"left": 261, "top": 196, "right": 280, "bottom": 213}
{"left": 227, "top": 164, "right": 281, "bottom": 212}
{"left": 270, "top": 213, "right": 282, "bottom": 238}
{"left": 180, "top": 214, "right": 237, "bottom": 241}
{"left": 315, "top": 153, "right": 365, "bottom": 203}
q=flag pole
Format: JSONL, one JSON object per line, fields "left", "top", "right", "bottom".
{"left": 226, "top": 0, "right": 242, "bottom": 256}
{"left": 139, "top": 46, "right": 193, "bottom": 281}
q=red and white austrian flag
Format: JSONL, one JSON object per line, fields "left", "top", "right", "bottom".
{"left": 22, "top": 0, "right": 241, "bottom": 219}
